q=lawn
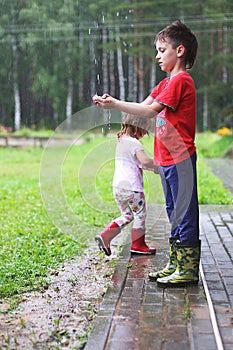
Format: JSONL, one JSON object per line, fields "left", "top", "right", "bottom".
{"left": 0, "top": 132, "right": 232, "bottom": 298}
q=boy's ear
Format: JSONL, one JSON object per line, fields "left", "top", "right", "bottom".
{"left": 176, "top": 45, "right": 185, "bottom": 58}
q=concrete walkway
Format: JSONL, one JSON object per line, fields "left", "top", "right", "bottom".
{"left": 85, "top": 160, "right": 233, "bottom": 350}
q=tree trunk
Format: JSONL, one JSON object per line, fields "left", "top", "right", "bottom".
{"left": 127, "top": 55, "right": 137, "bottom": 101}
{"left": 150, "top": 57, "right": 156, "bottom": 91}
{"left": 102, "top": 26, "right": 110, "bottom": 135}
{"left": 12, "top": 36, "right": 21, "bottom": 131}
{"left": 116, "top": 26, "right": 125, "bottom": 101}
{"left": 78, "top": 31, "right": 84, "bottom": 105}
{"left": 66, "top": 77, "right": 73, "bottom": 133}
{"left": 66, "top": 42, "right": 73, "bottom": 133}
{"left": 222, "top": 26, "right": 228, "bottom": 84}
{"left": 203, "top": 91, "right": 208, "bottom": 131}
{"left": 138, "top": 53, "right": 144, "bottom": 102}
{"left": 109, "top": 29, "right": 115, "bottom": 97}
{"left": 89, "top": 37, "right": 96, "bottom": 98}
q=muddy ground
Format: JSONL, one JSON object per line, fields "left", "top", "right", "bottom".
{"left": 0, "top": 243, "right": 119, "bottom": 350}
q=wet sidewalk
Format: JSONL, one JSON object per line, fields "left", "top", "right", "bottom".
{"left": 85, "top": 160, "right": 233, "bottom": 350}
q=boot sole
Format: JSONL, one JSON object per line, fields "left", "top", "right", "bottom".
{"left": 130, "top": 249, "right": 156, "bottom": 255}
{"left": 157, "top": 280, "right": 199, "bottom": 288}
{"left": 95, "top": 236, "right": 111, "bottom": 256}
{"left": 148, "top": 275, "right": 159, "bottom": 281}
{"left": 148, "top": 272, "right": 174, "bottom": 281}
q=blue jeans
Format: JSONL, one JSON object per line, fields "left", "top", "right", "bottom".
{"left": 159, "top": 152, "right": 199, "bottom": 243}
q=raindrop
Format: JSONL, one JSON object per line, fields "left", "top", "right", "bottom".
{"left": 108, "top": 111, "right": 111, "bottom": 130}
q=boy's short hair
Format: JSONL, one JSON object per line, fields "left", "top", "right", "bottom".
{"left": 155, "top": 20, "right": 198, "bottom": 69}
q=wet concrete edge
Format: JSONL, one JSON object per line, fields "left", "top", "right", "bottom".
{"left": 84, "top": 242, "right": 131, "bottom": 350}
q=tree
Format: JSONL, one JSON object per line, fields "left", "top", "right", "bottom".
{"left": 0, "top": 0, "right": 233, "bottom": 131}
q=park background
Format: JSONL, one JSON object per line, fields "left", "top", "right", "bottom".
{"left": 0, "top": 0, "right": 233, "bottom": 132}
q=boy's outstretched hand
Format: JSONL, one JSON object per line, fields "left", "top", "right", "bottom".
{"left": 92, "top": 94, "right": 117, "bottom": 109}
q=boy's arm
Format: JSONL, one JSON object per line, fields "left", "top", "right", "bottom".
{"left": 93, "top": 94, "right": 164, "bottom": 118}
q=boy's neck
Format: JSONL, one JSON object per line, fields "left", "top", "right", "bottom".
{"left": 169, "top": 68, "right": 186, "bottom": 79}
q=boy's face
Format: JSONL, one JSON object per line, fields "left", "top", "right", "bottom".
{"left": 155, "top": 39, "right": 181, "bottom": 73}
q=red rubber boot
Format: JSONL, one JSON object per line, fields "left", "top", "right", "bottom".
{"left": 130, "top": 228, "right": 156, "bottom": 255}
{"left": 95, "top": 222, "right": 121, "bottom": 256}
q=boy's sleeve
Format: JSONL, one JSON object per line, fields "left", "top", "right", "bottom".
{"left": 150, "top": 85, "right": 159, "bottom": 99}
{"left": 155, "top": 75, "right": 183, "bottom": 111}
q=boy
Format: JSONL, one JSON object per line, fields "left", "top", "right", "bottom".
{"left": 93, "top": 20, "right": 200, "bottom": 288}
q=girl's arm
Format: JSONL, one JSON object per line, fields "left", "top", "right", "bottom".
{"left": 135, "top": 150, "right": 159, "bottom": 173}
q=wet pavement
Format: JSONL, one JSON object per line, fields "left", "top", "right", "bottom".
{"left": 85, "top": 159, "right": 233, "bottom": 350}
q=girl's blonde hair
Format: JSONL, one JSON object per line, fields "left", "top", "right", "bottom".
{"left": 117, "top": 113, "right": 151, "bottom": 140}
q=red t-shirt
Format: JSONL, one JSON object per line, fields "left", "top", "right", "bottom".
{"left": 150, "top": 71, "right": 196, "bottom": 166}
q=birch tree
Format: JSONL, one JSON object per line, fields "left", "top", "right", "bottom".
{"left": 11, "top": 35, "right": 21, "bottom": 131}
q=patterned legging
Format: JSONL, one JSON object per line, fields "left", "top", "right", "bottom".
{"left": 112, "top": 187, "right": 146, "bottom": 229}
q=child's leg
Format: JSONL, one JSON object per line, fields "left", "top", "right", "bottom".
{"left": 95, "top": 221, "right": 121, "bottom": 256}
{"left": 154, "top": 153, "right": 201, "bottom": 287}
{"left": 159, "top": 166, "right": 180, "bottom": 239}
{"left": 113, "top": 188, "right": 134, "bottom": 228}
{"left": 176, "top": 152, "right": 199, "bottom": 242}
{"left": 95, "top": 188, "right": 134, "bottom": 256}
{"left": 127, "top": 191, "right": 156, "bottom": 254}
{"left": 159, "top": 153, "right": 199, "bottom": 243}
{"left": 170, "top": 153, "right": 199, "bottom": 243}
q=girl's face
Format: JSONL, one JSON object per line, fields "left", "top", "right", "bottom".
{"left": 155, "top": 39, "right": 180, "bottom": 73}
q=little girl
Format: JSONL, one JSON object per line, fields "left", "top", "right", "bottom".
{"left": 95, "top": 113, "right": 157, "bottom": 256}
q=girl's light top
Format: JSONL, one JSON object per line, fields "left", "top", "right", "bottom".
{"left": 113, "top": 135, "right": 144, "bottom": 192}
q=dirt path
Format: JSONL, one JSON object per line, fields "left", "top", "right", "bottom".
{"left": 0, "top": 244, "right": 118, "bottom": 350}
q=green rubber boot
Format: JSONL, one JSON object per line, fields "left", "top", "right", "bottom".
{"left": 148, "top": 238, "right": 177, "bottom": 281}
{"left": 157, "top": 240, "right": 201, "bottom": 288}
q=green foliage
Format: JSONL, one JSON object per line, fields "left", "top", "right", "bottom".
{"left": 196, "top": 132, "right": 233, "bottom": 158}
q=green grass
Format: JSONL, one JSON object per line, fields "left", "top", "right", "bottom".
{"left": 195, "top": 132, "right": 233, "bottom": 204}
{"left": 0, "top": 148, "right": 85, "bottom": 297}
{"left": 8, "top": 128, "right": 54, "bottom": 137}
{"left": 197, "top": 159, "right": 232, "bottom": 204}
{"left": 196, "top": 132, "right": 233, "bottom": 158}
{"left": 0, "top": 132, "right": 232, "bottom": 298}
